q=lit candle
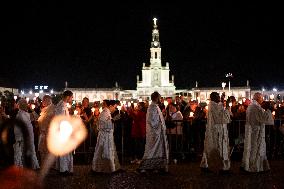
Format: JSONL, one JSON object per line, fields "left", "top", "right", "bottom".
{"left": 164, "top": 101, "right": 168, "bottom": 107}
{"left": 134, "top": 103, "right": 137, "bottom": 107}
{"left": 229, "top": 102, "right": 232, "bottom": 107}
{"left": 99, "top": 107, "right": 103, "bottom": 113}
{"left": 66, "top": 103, "right": 71, "bottom": 109}
{"left": 47, "top": 115, "right": 87, "bottom": 156}
{"left": 189, "top": 112, "right": 194, "bottom": 117}
{"left": 117, "top": 105, "right": 121, "bottom": 114}
{"left": 272, "top": 111, "right": 275, "bottom": 116}
{"left": 31, "top": 104, "right": 35, "bottom": 110}
{"left": 91, "top": 107, "right": 95, "bottom": 113}
{"left": 238, "top": 100, "right": 242, "bottom": 105}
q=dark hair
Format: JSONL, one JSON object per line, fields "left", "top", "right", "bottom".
{"left": 210, "top": 92, "right": 220, "bottom": 103}
{"left": 151, "top": 91, "right": 160, "bottom": 101}
{"left": 63, "top": 90, "right": 73, "bottom": 98}
{"left": 105, "top": 100, "right": 116, "bottom": 107}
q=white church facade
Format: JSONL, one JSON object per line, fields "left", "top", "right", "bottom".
{"left": 136, "top": 18, "right": 175, "bottom": 99}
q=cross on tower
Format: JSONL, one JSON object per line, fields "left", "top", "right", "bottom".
{"left": 153, "top": 18, "right": 157, "bottom": 26}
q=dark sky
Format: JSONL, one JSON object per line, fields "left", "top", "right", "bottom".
{"left": 1, "top": 1, "right": 278, "bottom": 91}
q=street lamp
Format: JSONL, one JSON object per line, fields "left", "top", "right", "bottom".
{"left": 225, "top": 73, "right": 233, "bottom": 92}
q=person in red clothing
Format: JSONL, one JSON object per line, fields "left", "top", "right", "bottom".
{"left": 129, "top": 102, "right": 147, "bottom": 164}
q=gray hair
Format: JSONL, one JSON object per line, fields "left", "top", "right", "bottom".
{"left": 253, "top": 92, "right": 262, "bottom": 101}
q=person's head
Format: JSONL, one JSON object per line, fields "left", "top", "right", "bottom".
{"left": 94, "top": 108, "right": 100, "bottom": 116}
{"left": 105, "top": 100, "right": 117, "bottom": 113}
{"left": 82, "top": 97, "right": 89, "bottom": 108}
{"left": 151, "top": 91, "right": 161, "bottom": 104}
{"left": 42, "top": 95, "right": 52, "bottom": 108}
{"left": 138, "top": 102, "right": 146, "bottom": 112}
{"left": 210, "top": 92, "right": 220, "bottom": 103}
{"left": 190, "top": 100, "right": 198, "bottom": 110}
{"left": 170, "top": 103, "right": 178, "bottom": 113}
{"left": 253, "top": 92, "right": 263, "bottom": 105}
{"left": 18, "top": 99, "right": 28, "bottom": 112}
{"left": 62, "top": 90, "right": 73, "bottom": 103}
{"left": 175, "top": 95, "right": 181, "bottom": 103}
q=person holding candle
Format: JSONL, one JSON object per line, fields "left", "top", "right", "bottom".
{"left": 91, "top": 100, "right": 121, "bottom": 174}
{"left": 54, "top": 90, "right": 74, "bottom": 176}
{"left": 200, "top": 92, "right": 231, "bottom": 174}
{"left": 241, "top": 92, "right": 274, "bottom": 173}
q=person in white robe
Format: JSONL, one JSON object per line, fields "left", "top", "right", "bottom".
{"left": 37, "top": 95, "right": 55, "bottom": 166}
{"left": 92, "top": 100, "right": 121, "bottom": 173}
{"left": 200, "top": 92, "right": 231, "bottom": 173}
{"left": 55, "top": 90, "right": 74, "bottom": 175}
{"left": 14, "top": 99, "right": 40, "bottom": 170}
{"left": 138, "top": 91, "right": 169, "bottom": 173}
{"left": 241, "top": 92, "right": 274, "bottom": 173}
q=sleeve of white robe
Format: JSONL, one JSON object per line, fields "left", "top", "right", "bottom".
{"left": 255, "top": 108, "right": 274, "bottom": 125}
{"left": 147, "top": 106, "right": 160, "bottom": 130}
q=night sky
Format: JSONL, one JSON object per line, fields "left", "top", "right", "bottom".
{"left": 1, "top": 2, "right": 278, "bottom": 91}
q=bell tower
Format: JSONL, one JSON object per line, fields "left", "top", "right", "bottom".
{"left": 150, "top": 18, "right": 161, "bottom": 68}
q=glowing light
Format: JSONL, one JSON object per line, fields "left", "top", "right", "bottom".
{"left": 138, "top": 99, "right": 142, "bottom": 102}
{"left": 134, "top": 103, "right": 137, "bottom": 107}
{"left": 270, "top": 94, "right": 275, "bottom": 100}
{"left": 99, "top": 107, "right": 103, "bottom": 113}
{"left": 273, "top": 88, "right": 277, "bottom": 92}
{"left": 206, "top": 100, "right": 210, "bottom": 105}
{"left": 66, "top": 103, "right": 71, "bottom": 109}
{"left": 39, "top": 90, "right": 43, "bottom": 93}
{"left": 59, "top": 121, "right": 73, "bottom": 143}
{"left": 14, "top": 96, "right": 17, "bottom": 100}
{"left": 164, "top": 101, "right": 168, "bottom": 107}
{"left": 26, "top": 98, "right": 30, "bottom": 103}
{"left": 47, "top": 115, "right": 87, "bottom": 156}
{"left": 50, "top": 89, "right": 54, "bottom": 94}
{"left": 31, "top": 104, "right": 35, "bottom": 110}
{"left": 91, "top": 107, "right": 95, "bottom": 113}
{"left": 238, "top": 100, "right": 243, "bottom": 104}
{"left": 222, "top": 82, "right": 226, "bottom": 88}
{"left": 242, "top": 98, "right": 246, "bottom": 102}
{"left": 117, "top": 105, "right": 122, "bottom": 111}
{"left": 127, "top": 102, "right": 131, "bottom": 107}
{"left": 229, "top": 102, "right": 232, "bottom": 107}
{"left": 35, "top": 93, "right": 39, "bottom": 97}
{"left": 189, "top": 112, "right": 194, "bottom": 117}
{"left": 74, "top": 110, "right": 78, "bottom": 116}
{"left": 272, "top": 111, "right": 275, "bottom": 116}
{"left": 205, "top": 106, "right": 208, "bottom": 110}
{"left": 29, "top": 91, "right": 33, "bottom": 95}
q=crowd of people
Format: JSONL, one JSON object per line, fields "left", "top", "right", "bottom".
{"left": 1, "top": 90, "right": 284, "bottom": 180}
